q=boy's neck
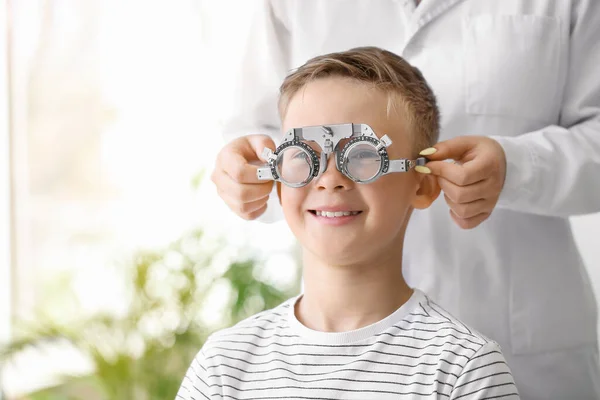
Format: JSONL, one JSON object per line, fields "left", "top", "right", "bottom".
{"left": 295, "top": 247, "right": 413, "bottom": 333}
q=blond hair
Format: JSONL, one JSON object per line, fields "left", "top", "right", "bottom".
{"left": 278, "top": 47, "right": 440, "bottom": 153}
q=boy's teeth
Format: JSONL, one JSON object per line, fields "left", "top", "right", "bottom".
{"left": 315, "top": 211, "right": 359, "bottom": 217}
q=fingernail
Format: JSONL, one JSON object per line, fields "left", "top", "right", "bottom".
{"left": 414, "top": 166, "right": 431, "bottom": 174}
{"left": 419, "top": 147, "right": 437, "bottom": 156}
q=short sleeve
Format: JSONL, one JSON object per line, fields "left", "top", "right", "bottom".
{"left": 449, "top": 342, "right": 520, "bottom": 399}
{"left": 176, "top": 349, "right": 212, "bottom": 400}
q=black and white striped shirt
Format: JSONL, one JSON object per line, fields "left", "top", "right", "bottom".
{"left": 177, "top": 289, "right": 519, "bottom": 399}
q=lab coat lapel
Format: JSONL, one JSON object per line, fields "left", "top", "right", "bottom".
{"left": 404, "top": 0, "right": 467, "bottom": 48}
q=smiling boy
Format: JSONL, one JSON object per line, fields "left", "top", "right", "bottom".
{"left": 177, "top": 47, "right": 519, "bottom": 399}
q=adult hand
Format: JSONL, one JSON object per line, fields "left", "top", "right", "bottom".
{"left": 211, "top": 134, "right": 276, "bottom": 220}
{"left": 416, "top": 136, "right": 507, "bottom": 229}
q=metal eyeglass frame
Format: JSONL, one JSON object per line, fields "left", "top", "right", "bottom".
{"left": 256, "top": 123, "right": 426, "bottom": 187}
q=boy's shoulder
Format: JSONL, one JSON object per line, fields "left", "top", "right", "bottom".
{"left": 203, "top": 296, "right": 297, "bottom": 349}
{"left": 413, "top": 291, "right": 493, "bottom": 342}
{"left": 405, "top": 290, "right": 497, "bottom": 352}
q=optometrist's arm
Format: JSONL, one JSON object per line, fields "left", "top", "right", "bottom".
{"left": 215, "top": 0, "right": 290, "bottom": 222}
{"left": 492, "top": 0, "right": 600, "bottom": 217}
{"left": 213, "top": 0, "right": 291, "bottom": 222}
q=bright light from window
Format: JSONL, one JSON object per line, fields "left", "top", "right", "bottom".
{"left": 3, "top": 1, "right": 296, "bottom": 396}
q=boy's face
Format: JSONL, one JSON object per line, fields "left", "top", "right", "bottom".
{"left": 281, "top": 77, "right": 439, "bottom": 266}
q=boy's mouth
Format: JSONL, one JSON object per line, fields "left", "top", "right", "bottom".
{"left": 308, "top": 210, "right": 363, "bottom": 218}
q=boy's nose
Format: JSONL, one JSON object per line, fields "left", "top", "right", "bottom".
{"left": 314, "top": 154, "right": 352, "bottom": 191}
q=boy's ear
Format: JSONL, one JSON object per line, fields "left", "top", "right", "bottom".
{"left": 412, "top": 173, "right": 441, "bottom": 209}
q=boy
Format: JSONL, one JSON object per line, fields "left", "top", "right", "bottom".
{"left": 177, "top": 47, "right": 519, "bottom": 399}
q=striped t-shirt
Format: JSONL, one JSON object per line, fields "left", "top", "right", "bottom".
{"left": 176, "top": 289, "right": 519, "bottom": 399}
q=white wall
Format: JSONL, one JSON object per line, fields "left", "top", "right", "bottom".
{"left": 571, "top": 213, "right": 600, "bottom": 346}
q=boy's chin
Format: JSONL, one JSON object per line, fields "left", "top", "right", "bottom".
{"left": 308, "top": 244, "right": 368, "bottom": 266}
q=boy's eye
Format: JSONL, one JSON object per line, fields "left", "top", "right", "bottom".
{"left": 350, "top": 149, "right": 380, "bottom": 162}
{"left": 281, "top": 148, "right": 311, "bottom": 165}
{"left": 355, "top": 150, "right": 379, "bottom": 159}
{"left": 293, "top": 151, "right": 309, "bottom": 160}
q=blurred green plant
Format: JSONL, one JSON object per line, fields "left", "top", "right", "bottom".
{"left": 1, "top": 229, "right": 300, "bottom": 400}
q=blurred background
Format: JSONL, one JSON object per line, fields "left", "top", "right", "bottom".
{"left": 0, "top": 1, "right": 301, "bottom": 399}
{"left": 0, "top": 1, "right": 598, "bottom": 399}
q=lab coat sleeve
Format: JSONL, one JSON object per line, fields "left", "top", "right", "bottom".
{"left": 176, "top": 349, "right": 212, "bottom": 400}
{"left": 492, "top": 0, "right": 600, "bottom": 217}
{"left": 218, "top": 0, "right": 290, "bottom": 223}
{"left": 449, "top": 342, "right": 520, "bottom": 400}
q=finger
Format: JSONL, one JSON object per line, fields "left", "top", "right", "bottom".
{"left": 222, "top": 196, "right": 269, "bottom": 221}
{"left": 444, "top": 194, "right": 491, "bottom": 220}
{"left": 449, "top": 209, "right": 490, "bottom": 230}
{"left": 243, "top": 204, "right": 268, "bottom": 221}
{"left": 438, "top": 176, "right": 490, "bottom": 204}
{"left": 419, "top": 136, "right": 482, "bottom": 161}
{"left": 218, "top": 188, "right": 271, "bottom": 218}
{"left": 218, "top": 188, "right": 271, "bottom": 214}
{"left": 246, "top": 134, "right": 276, "bottom": 162}
{"left": 212, "top": 168, "right": 274, "bottom": 203}
{"left": 426, "top": 159, "right": 488, "bottom": 186}
{"left": 218, "top": 149, "right": 263, "bottom": 184}
{"left": 218, "top": 134, "right": 277, "bottom": 184}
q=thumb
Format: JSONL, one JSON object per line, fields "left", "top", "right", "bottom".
{"left": 220, "top": 134, "right": 276, "bottom": 183}
{"left": 422, "top": 159, "right": 462, "bottom": 181}
{"left": 246, "top": 134, "right": 277, "bottom": 162}
{"left": 420, "top": 136, "right": 480, "bottom": 162}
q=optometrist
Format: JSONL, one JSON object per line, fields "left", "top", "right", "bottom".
{"left": 209, "top": 1, "right": 600, "bottom": 399}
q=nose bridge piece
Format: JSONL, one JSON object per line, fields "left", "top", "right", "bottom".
{"left": 297, "top": 123, "right": 358, "bottom": 182}
{"left": 309, "top": 125, "right": 342, "bottom": 178}
{"left": 301, "top": 123, "right": 353, "bottom": 154}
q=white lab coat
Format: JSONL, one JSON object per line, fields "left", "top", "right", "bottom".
{"left": 218, "top": 1, "right": 600, "bottom": 398}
